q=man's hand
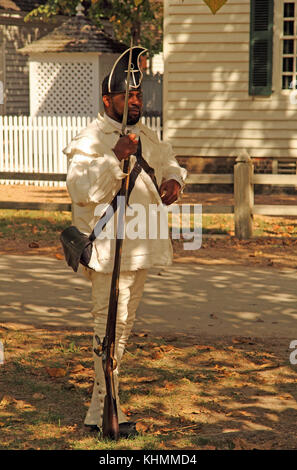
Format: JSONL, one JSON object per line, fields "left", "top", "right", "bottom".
{"left": 159, "top": 179, "right": 181, "bottom": 205}
{"left": 112, "top": 133, "right": 138, "bottom": 161}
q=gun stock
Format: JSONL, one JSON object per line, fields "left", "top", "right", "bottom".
{"left": 102, "top": 339, "right": 119, "bottom": 440}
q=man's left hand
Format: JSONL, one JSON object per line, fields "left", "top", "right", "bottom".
{"left": 159, "top": 179, "right": 181, "bottom": 205}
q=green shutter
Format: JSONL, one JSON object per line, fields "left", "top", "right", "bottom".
{"left": 249, "top": 0, "right": 274, "bottom": 96}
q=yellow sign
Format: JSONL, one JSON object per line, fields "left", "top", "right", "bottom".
{"left": 203, "top": 0, "right": 228, "bottom": 14}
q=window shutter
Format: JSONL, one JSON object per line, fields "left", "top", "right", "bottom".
{"left": 249, "top": 0, "right": 274, "bottom": 96}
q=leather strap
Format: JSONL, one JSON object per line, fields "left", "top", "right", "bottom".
{"left": 89, "top": 162, "right": 140, "bottom": 242}
{"left": 89, "top": 137, "right": 156, "bottom": 242}
{"left": 135, "top": 138, "right": 159, "bottom": 194}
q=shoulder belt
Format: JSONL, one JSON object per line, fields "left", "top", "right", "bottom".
{"left": 90, "top": 137, "right": 159, "bottom": 241}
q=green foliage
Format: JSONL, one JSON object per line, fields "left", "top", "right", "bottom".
{"left": 25, "top": 0, "right": 163, "bottom": 56}
{"left": 25, "top": 0, "right": 79, "bottom": 19}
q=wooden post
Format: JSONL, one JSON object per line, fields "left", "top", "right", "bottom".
{"left": 234, "top": 150, "right": 254, "bottom": 239}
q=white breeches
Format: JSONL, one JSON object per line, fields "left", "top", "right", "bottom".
{"left": 83, "top": 268, "right": 148, "bottom": 427}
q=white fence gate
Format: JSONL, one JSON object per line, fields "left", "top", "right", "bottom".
{"left": 0, "top": 115, "right": 162, "bottom": 186}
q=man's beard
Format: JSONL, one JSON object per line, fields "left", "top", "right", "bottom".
{"left": 112, "top": 108, "right": 141, "bottom": 125}
{"left": 127, "top": 110, "right": 141, "bottom": 125}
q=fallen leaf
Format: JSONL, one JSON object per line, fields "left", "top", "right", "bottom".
{"left": 180, "top": 377, "right": 191, "bottom": 385}
{"left": 55, "top": 253, "right": 64, "bottom": 260}
{"left": 160, "top": 345, "right": 176, "bottom": 352}
{"left": 164, "top": 381, "right": 175, "bottom": 390}
{"left": 46, "top": 367, "right": 67, "bottom": 378}
{"left": 28, "top": 241, "right": 39, "bottom": 248}
{"left": 210, "top": 313, "right": 218, "bottom": 319}
{"left": 136, "top": 422, "right": 149, "bottom": 433}
{"left": 136, "top": 421, "right": 153, "bottom": 434}
{"left": 134, "top": 332, "right": 148, "bottom": 337}
{"left": 158, "top": 441, "right": 167, "bottom": 449}
{"left": 11, "top": 399, "right": 33, "bottom": 410}
{"left": 195, "top": 345, "right": 213, "bottom": 351}
{"left": 278, "top": 394, "right": 292, "bottom": 400}
{"left": 0, "top": 395, "right": 16, "bottom": 407}
{"left": 33, "top": 393, "right": 45, "bottom": 400}
{"left": 238, "top": 410, "right": 251, "bottom": 417}
{"left": 232, "top": 337, "right": 255, "bottom": 345}
{"left": 151, "top": 351, "right": 163, "bottom": 360}
{"left": 71, "top": 364, "right": 85, "bottom": 374}
{"left": 134, "top": 375, "right": 159, "bottom": 383}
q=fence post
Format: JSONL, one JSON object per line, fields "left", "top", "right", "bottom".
{"left": 234, "top": 149, "right": 254, "bottom": 239}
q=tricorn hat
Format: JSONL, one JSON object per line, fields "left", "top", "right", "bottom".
{"left": 102, "top": 46, "right": 147, "bottom": 95}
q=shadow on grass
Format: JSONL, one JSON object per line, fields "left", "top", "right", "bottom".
{"left": 1, "top": 328, "right": 297, "bottom": 450}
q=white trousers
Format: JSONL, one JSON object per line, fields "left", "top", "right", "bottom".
{"left": 83, "top": 268, "right": 148, "bottom": 427}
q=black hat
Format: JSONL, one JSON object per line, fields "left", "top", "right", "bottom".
{"left": 102, "top": 46, "right": 147, "bottom": 95}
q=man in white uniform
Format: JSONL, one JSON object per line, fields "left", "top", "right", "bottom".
{"left": 64, "top": 47, "right": 187, "bottom": 438}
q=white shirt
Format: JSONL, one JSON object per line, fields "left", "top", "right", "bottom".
{"left": 64, "top": 113, "right": 187, "bottom": 273}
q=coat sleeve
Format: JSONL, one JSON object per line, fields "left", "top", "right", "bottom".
{"left": 161, "top": 141, "right": 187, "bottom": 188}
{"left": 66, "top": 152, "right": 126, "bottom": 205}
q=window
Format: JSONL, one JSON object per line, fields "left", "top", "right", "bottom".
{"left": 282, "top": 1, "right": 297, "bottom": 89}
{"left": 249, "top": 0, "right": 274, "bottom": 96}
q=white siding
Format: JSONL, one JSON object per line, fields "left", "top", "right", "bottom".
{"left": 164, "top": 0, "right": 297, "bottom": 158}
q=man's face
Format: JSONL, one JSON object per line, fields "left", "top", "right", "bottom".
{"left": 103, "top": 90, "right": 143, "bottom": 125}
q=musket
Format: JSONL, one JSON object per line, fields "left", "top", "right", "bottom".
{"left": 94, "top": 40, "right": 133, "bottom": 441}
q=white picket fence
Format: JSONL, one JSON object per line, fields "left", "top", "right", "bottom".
{"left": 0, "top": 115, "right": 162, "bottom": 186}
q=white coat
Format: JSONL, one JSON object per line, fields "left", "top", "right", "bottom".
{"left": 64, "top": 113, "right": 187, "bottom": 273}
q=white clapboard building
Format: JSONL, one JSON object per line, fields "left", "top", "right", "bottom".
{"left": 163, "top": 0, "right": 297, "bottom": 166}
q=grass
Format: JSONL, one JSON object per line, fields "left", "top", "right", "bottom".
{"left": 0, "top": 209, "right": 71, "bottom": 242}
{"left": 1, "top": 208, "right": 297, "bottom": 244}
{"left": 169, "top": 211, "right": 297, "bottom": 238}
{"left": 1, "top": 326, "right": 297, "bottom": 450}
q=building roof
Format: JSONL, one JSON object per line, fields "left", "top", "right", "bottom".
{"left": 18, "top": 12, "right": 127, "bottom": 54}
{"left": 0, "top": 0, "right": 46, "bottom": 12}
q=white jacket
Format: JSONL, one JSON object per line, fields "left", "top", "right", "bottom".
{"left": 64, "top": 113, "right": 187, "bottom": 273}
